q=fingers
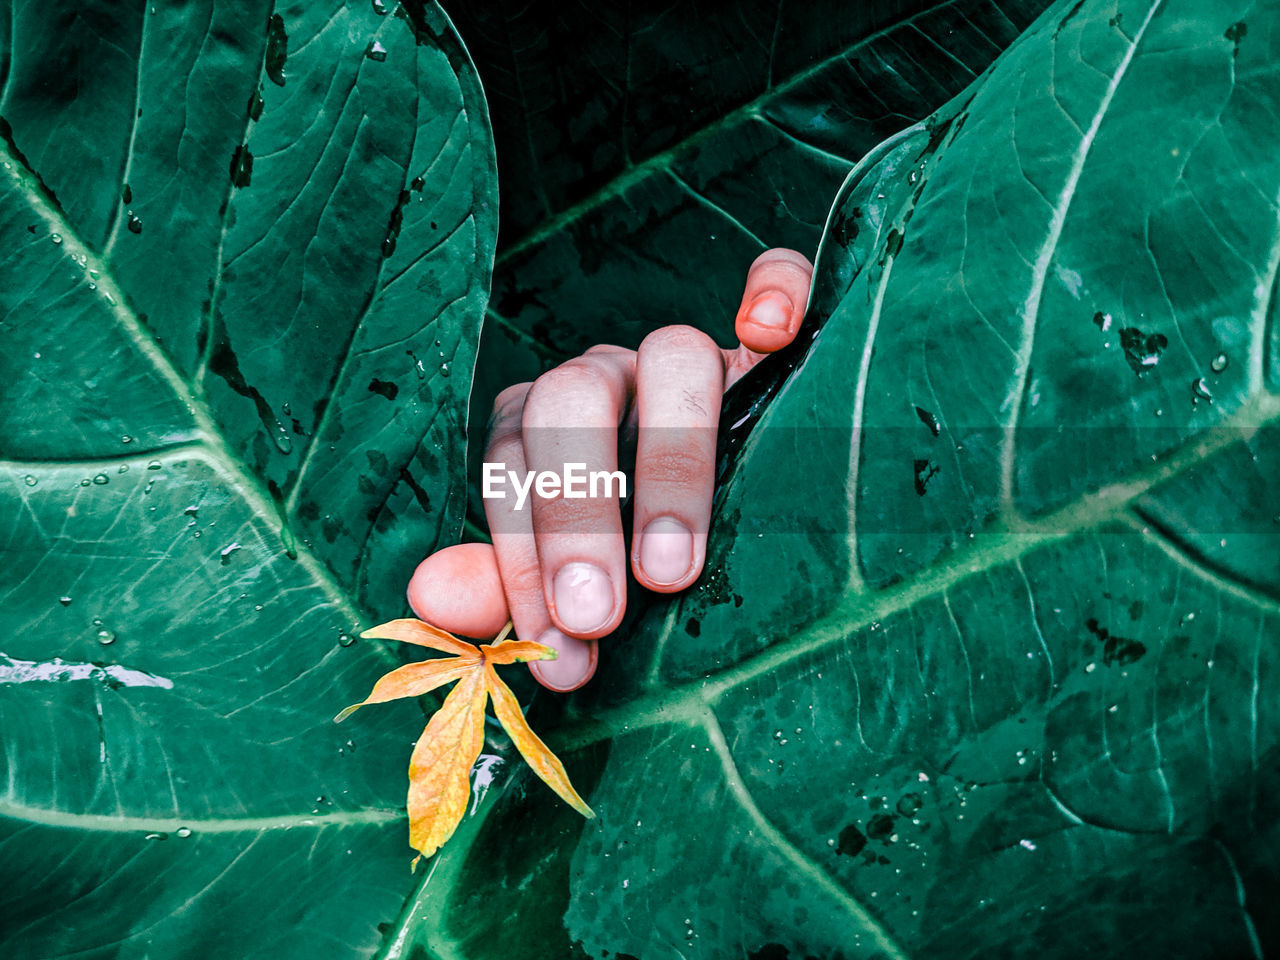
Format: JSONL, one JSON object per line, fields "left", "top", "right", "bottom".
{"left": 406, "top": 542, "right": 509, "bottom": 639}
{"left": 732, "top": 247, "right": 813, "bottom": 354}
{"left": 520, "top": 347, "right": 635, "bottom": 639}
{"left": 631, "top": 325, "right": 723, "bottom": 591}
{"left": 483, "top": 383, "right": 598, "bottom": 692}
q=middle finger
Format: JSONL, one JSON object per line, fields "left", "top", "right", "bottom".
{"left": 520, "top": 346, "right": 636, "bottom": 638}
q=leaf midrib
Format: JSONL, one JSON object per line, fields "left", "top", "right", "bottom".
{"left": 1, "top": 141, "right": 391, "bottom": 667}
{"left": 554, "top": 390, "right": 1280, "bottom": 754}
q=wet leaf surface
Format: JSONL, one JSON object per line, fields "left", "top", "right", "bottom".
{"left": 0, "top": 2, "right": 495, "bottom": 956}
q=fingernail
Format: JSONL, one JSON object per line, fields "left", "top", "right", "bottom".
{"left": 746, "top": 291, "right": 793, "bottom": 330}
{"left": 553, "top": 562, "right": 615, "bottom": 633}
{"left": 530, "top": 628, "right": 598, "bottom": 692}
{"left": 639, "top": 516, "right": 693, "bottom": 584}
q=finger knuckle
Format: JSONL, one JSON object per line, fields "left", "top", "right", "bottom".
{"left": 526, "top": 362, "right": 601, "bottom": 405}
{"left": 640, "top": 444, "right": 710, "bottom": 488}
{"left": 640, "top": 324, "right": 718, "bottom": 360}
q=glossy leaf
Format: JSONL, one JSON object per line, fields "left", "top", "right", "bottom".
{"left": 460, "top": 0, "right": 1056, "bottom": 516}
{"left": 0, "top": 2, "right": 495, "bottom": 957}
{"left": 400, "top": 0, "right": 1280, "bottom": 957}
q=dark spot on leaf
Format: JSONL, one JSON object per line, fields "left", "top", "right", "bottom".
{"left": 896, "top": 792, "right": 923, "bottom": 816}
{"left": 1224, "top": 21, "right": 1247, "bottom": 53}
{"left": 1128, "top": 600, "right": 1144, "bottom": 621}
{"left": 866, "top": 813, "right": 895, "bottom": 841}
{"left": 398, "top": 465, "right": 432, "bottom": 515}
{"left": 368, "top": 377, "right": 399, "bottom": 401}
{"left": 366, "top": 450, "right": 390, "bottom": 477}
{"left": 747, "top": 945, "right": 789, "bottom": 960}
{"left": 836, "top": 823, "right": 867, "bottom": 856}
{"left": 291, "top": 417, "right": 305, "bottom": 435}
{"left": 881, "top": 227, "right": 903, "bottom": 262}
{"left": 830, "top": 205, "right": 860, "bottom": 248}
{"left": 321, "top": 515, "right": 344, "bottom": 544}
{"left": 265, "top": 14, "right": 288, "bottom": 86}
{"left": 1085, "top": 617, "right": 1147, "bottom": 665}
{"left": 1092, "top": 310, "right": 1112, "bottom": 331}
{"left": 410, "top": 175, "right": 425, "bottom": 191}
{"left": 1118, "top": 327, "right": 1168, "bottom": 376}
{"left": 247, "top": 89, "right": 264, "bottom": 121}
{"left": 230, "top": 145, "right": 253, "bottom": 187}
{"left": 1109, "top": 12, "right": 1123, "bottom": 27}
{"left": 395, "top": 0, "right": 449, "bottom": 45}
{"left": 1056, "top": 0, "right": 1086, "bottom": 35}
{"left": 121, "top": 183, "right": 132, "bottom": 204}
{"left": 383, "top": 189, "right": 411, "bottom": 257}
{"left": 685, "top": 617, "right": 701, "bottom": 637}
{"left": 126, "top": 212, "right": 142, "bottom": 234}
{"left": 913, "top": 459, "right": 939, "bottom": 496}
{"left": 915, "top": 405, "right": 940, "bottom": 437}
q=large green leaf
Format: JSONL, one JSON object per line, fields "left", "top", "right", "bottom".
{"left": 457, "top": 0, "right": 1055, "bottom": 523}
{"left": 0, "top": 1, "right": 495, "bottom": 956}
{"left": 398, "top": 0, "right": 1280, "bottom": 956}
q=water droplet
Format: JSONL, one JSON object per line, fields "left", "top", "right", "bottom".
{"left": 230, "top": 145, "right": 254, "bottom": 187}
{"left": 372, "top": 0, "right": 388, "bottom": 12}
{"left": 121, "top": 435, "right": 132, "bottom": 443}
{"left": 23, "top": 474, "right": 38, "bottom": 486}
{"left": 274, "top": 426, "right": 293, "bottom": 454}
{"left": 1092, "top": 311, "right": 1111, "bottom": 331}
{"left": 127, "top": 213, "right": 143, "bottom": 234}
{"left": 147, "top": 460, "right": 162, "bottom": 470}
{"left": 92, "top": 474, "right": 109, "bottom": 485}
{"left": 265, "top": 14, "right": 288, "bottom": 86}
{"left": 118, "top": 464, "right": 129, "bottom": 474}
{"left": 193, "top": 530, "right": 202, "bottom": 539}
{"left": 366, "top": 40, "right": 388, "bottom": 61}
{"left": 144, "top": 832, "right": 167, "bottom": 841}
{"left": 59, "top": 596, "right": 72, "bottom": 606}
{"left": 184, "top": 506, "right": 199, "bottom": 525}
{"left": 338, "top": 632, "right": 357, "bottom": 648}
{"left": 439, "top": 362, "right": 451, "bottom": 378}
{"left": 914, "top": 406, "right": 941, "bottom": 437}
{"left": 1210, "top": 353, "right": 1229, "bottom": 373}
{"left": 51, "top": 233, "right": 63, "bottom": 245}
{"left": 1118, "top": 327, "right": 1168, "bottom": 375}
{"left": 176, "top": 826, "right": 192, "bottom": 838}
{"left": 1191, "top": 377, "right": 1213, "bottom": 403}
{"left": 97, "top": 628, "right": 116, "bottom": 646}
{"left": 144, "top": 480, "right": 156, "bottom": 495}
{"left": 80, "top": 478, "right": 91, "bottom": 487}
{"left": 219, "top": 542, "right": 242, "bottom": 565}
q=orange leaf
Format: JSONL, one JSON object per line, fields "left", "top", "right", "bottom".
{"left": 406, "top": 669, "right": 489, "bottom": 859}
{"left": 333, "top": 656, "right": 479, "bottom": 723}
{"left": 337, "top": 618, "right": 594, "bottom": 863}
{"left": 480, "top": 639, "right": 557, "bottom": 665}
{"left": 360, "top": 618, "right": 480, "bottom": 657}
{"left": 485, "top": 663, "right": 595, "bottom": 819}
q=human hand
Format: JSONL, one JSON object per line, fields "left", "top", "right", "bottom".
{"left": 403, "top": 248, "right": 814, "bottom": 691}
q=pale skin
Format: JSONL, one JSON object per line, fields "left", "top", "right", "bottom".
{"left": 405, "top": 248, "right": 815, "bottom": 691}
